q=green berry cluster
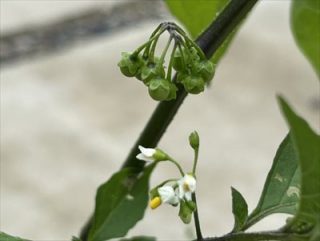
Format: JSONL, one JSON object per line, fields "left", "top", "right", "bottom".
{"left": 118, "top": 22, "right": 215, "bottom": 101}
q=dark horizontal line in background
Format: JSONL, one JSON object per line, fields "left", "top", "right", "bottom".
{"left": 0, "top": 0, "right": 167, "bottom": 65}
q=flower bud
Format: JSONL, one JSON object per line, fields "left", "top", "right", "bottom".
{"left": 182, "top": 75, "right": 205, "bottom": 94}
{"left": 118, "top": 52, "right": 142, "bottom": 77}
{"left": 148, "top": 78, "right": 171, "bottom": 101}
{"left": 189, "top": 131, "right": 200, "bottom": 149}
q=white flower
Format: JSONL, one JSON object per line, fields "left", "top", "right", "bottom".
{"left": 136, "top": 145, "right": 156, "bottom": 162}
{"left": 158, "top": 186, "right": 179, "bottom": 205}
{"left": 178, "top": 174, "right": 197, "bottom": 201}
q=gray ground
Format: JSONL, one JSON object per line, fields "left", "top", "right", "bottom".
{"left": 1, "top": 1, "right": 319, "bottom": 241}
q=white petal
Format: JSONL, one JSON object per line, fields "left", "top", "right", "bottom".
{"left": 159, "top": 186, "right": 180, "bottom": 205}
{"left": 178, "top": 182, "right": 184, "bottom": 199}
{"left": 138, "top": 145, "right": 156, "bottom": 157}
{"left": 185, "top": 192, "right": 192, "bottom": 201}
{"left": 136, "top": 153, "right": 152, "bottom": 162}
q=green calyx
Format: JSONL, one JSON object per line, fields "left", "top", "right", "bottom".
{"left": 181, "top": 75, "right": 205, "bottom": 94}
{"left": 118, "top": 52, "right": 142, "bottom": 77}
{"left": 139, "top": 59, "right": 165, "bottom": 84}
{"left": 179, "top": 199, "right": 197, "bottom": 224}
{"left": 149, "top": 187, "right": 160, "bottom": 199}
{"left": 148, "top": 78, "right": 172, "bottom": 101}
{"left": 192, "top": 60, "right": 215, "bottom": 82}
{"left": 153, "top": 148, "right": 168, "bottom": 161}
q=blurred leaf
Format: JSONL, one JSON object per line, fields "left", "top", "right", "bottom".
{"left": 119, "top": 236, "right": 156, "bottom": 241}
{"left": 244, "top": 134, "right": 300, "bottom": 230}
{"left": 231, "top": 187, "right": 248, "bottom": 232}
{"left": 72, "top": 236, "right": 82, "bottom": 241}
{"left": 0, "top": 232, "right": 30, "bottom": 241}
{"left": 279, "top": 97, "right": 320, "bottom": 238}
{"left": 165, "top": 0, "right": 228, "bottom": 38}
{"left": 89, "top": 164, "right": 156, "bottom": 241}
{"left": 165, "top": 0, "right": 235, "bottom": 65}
{"left": 291, "top": 0, "right": 320, "bottom": 78}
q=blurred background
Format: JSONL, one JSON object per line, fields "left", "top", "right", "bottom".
{"left": 1, "top": 0, "right": 319, "bottom": 240}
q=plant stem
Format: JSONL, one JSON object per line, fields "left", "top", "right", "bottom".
{"left": 192, "top": 148, "right": 199, "bottom": 174}
{"left": 166, "top": 156, "right": 185, "bottom": 176}
{"left": 121, "top": 0, "right": 258, "bottom": 170}
{"left": 79, "top": 1, "right": 258, "bottom": 240}
{"left": 201, "top": 231, "right": 309, "bottom": 241}
{"left": 192, "top": 193, "right": 203, "bottom": 241}
{"left": 166, "top": 43, "right": 177, "bottom": 81}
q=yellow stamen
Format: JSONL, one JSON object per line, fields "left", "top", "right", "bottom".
{"left": 149, "top": 196, "right": 162, "bottom": 209}
{"left": 183, "top": 182, "right": 190, "bottom": 192}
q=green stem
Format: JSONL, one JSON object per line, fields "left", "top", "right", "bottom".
{"left": 159, "top": 36, "right": 173, "bottom": 65}
{"left": 192, "top": 193, "right": 203, "bottom": 241}
{"left": 201, "top": 231, "right": 309, "bottom": 241}
{"left": 177, "top": 43, "right": 187, "bottom": 71}
{"left": 192, "top": 148, "right": 199, "bottom": 174}
{"left": 155, "top": 178, "right": 179, "bottom": 188}
{"left": 166, "top": 156, "right": 185, "bottom": 176}
{"left": 166, "top": 43, "right": 177, "bottom": 81}
{"left": 134, "top": 29, "right": 165, "bottom": 56}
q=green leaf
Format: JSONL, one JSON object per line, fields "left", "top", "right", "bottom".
{"left": 0, "top": 232, "right": 30, "bottom": 241}
{"left": 89, "top": 164, "right": 156, "bottom": 241}
{"left": 165, "top": 0, "right": 233, "bottom": 65}
{"left": 244, "top": 134, "right": 300, "bottom": 230}
{"left": 291, "top": 0, "right": 320, "bottom": 78}
{"left": 279, "top": 97, "right": 320, "bottom": 237}
{"left": 119, "top": 236, "right": 156, "bottom": 241}
{"left": 231, "top": 187, "right": 248, "bottom": 232}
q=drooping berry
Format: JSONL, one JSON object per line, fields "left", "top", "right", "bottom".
{"left": 181, "top": 75, "right": 205, "bottom": 94}
{"left": 148, "top": 78, "right": 171, "bottom": 101}
{"left": 118, "top": 52, "right": 142, "bottom": 77}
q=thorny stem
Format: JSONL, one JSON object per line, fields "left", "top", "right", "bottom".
{"left": 80, "top": 1, "right": 258, "bottom": 240}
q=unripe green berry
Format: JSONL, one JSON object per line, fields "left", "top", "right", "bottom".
{"left": 118, "top": 52, "right": 142, "bottom": 77}
{"left": 189, "top": 131, "right": 200, "bottom": 149}
{"left": 192, "top": 60, "right": 215, "bottom": 82}
{"left": 140, "top": 61, "right": 165, "bottom": 85}
{"left": 172, "top": 48, "right": 186, "bottom": 72}
{"left": 148, "top": 78, "right": 171, "bottom": 101}
{"left": 182, "top": 75, "right": 205, "bottom": 94}
{"left": 166, "top": 83, "right": 178, "bottom": 101}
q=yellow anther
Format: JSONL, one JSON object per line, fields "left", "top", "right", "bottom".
{"left": 183, "top": 182, "right": 190, "bottom": 192}
{"left": 149, "top": 196, "right": 162, "bottom": 209}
